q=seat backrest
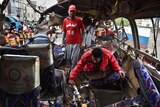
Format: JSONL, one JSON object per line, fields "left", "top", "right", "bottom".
{"left": 27, "top": 43, "right": 53, "bottom": 69}
{"left": 28, "top": 34, "right": 50, "bottom": 44}
{"left": 0, "top": 47, "right": 29, "bottom": 55}
{"left": 54, "top": 69, "right": 65, "bottom": 83}
{"left": 133, "top": 59, "right": 160, "bottom": 106}
{"left": 0, "top": 54, "right": 40, "bottom": 94}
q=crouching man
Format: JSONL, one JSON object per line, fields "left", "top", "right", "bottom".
{"left": 68, "top": 47, "right": 125, "bottom": 87}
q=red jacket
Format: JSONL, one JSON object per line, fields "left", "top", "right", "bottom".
{"left": 69, "top": 48, "right": 121, "bottom": 80}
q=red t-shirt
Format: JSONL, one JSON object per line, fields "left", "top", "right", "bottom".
{"left": 62, "top": 16, "right": 85, "bottom": 44}
{"left": 105, "top": 28, "right": 115, "bottom": 36}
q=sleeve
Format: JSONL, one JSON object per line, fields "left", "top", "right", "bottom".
{"left": 109, "top": 53, "right": 121, "bottom": 72}
{"left": 69, "top": 54, "right": 86, "bottom": 80}
{"left": 62, "top": 19, "right": 66, "bottom": 31}
{"left": 111, "top": 31, "right": 116, "bottom": 36}
{"left": 79, "top": 18, "right": 85, "bottom": 31}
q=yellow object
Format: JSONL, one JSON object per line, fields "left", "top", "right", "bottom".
{"left": 81, "top": 104, "right": 87, "bottom": 107}
{"left": 9, "top": 35, "right": 20, "bottom": 46}
{"left": 20, "top": 33, "right": 27, "bottom": 39}
{"left": 20, "top": 33, "right": 24, "bottom": 39}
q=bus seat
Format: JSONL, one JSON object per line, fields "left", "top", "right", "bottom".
{"left": 0, "top": 47, "right": 29, "bottom": 56}
{"left": 27, "top": 43, "right": 53, "bottom": 69}
{"left": 27, "top": 34, "right": 65, "bottom": 99}
{"left": 28, "top": 34, "right": 50, "bottom": 44}
{"left": 0, "top": 54, "right": 40, "bottom": 107}
{"left": 40, "top": 69, "right": 66, "bottom": 99}
{"left": 27, "top": 44, "right": 56, "bottom": 94}
{"left": 133, "top": 59, "right": 160, "bottom": 107}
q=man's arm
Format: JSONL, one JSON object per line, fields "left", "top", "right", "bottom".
{"left": 61, "top": 30, "right": 66, "bottom": 47}
{"left": 69, "top": 56, "right": 86, "bottom": 80}
{"left": 79, "top": 18, "right": 86, "bottom": 48}
{"left": 61, "top": 19, "right": 66, "bottom": 46}
{"left": 68, "top": 54, "right": 86, "bottom": 85}
{"left": 81, "top": 30, "right": 86, "bottom": 47}
{"left": 109, "top": 54, "right": 125, "bottom": 78}
{"left": 68, "top": 58, "right": 85, "bottom": 85}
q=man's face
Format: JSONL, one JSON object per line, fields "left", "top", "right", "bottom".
{"left": 92, "top": 56, "right": 101, "bottom": 64}
{"left": 68, "top": 10, "right": 76, "bottom": 18}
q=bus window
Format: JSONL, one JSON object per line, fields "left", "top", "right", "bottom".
{"left": 135, "top": 18, "right": 160, "bottom": 60}
{"left": 115, "top": 17, "right": 134, "bottom": 50}
{"left": 135, "top": 19, "right": 152, "bottom": 52}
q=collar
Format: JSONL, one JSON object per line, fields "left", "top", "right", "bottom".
{"left": 67, "top": 16, "right": 76, "bottom": 20}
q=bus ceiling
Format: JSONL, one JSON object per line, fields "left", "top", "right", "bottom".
{"left": 42, "top": 0, "right": 160, "bottom": 20}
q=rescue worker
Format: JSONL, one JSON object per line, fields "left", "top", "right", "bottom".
{"left": 8, "top": 30, "right": 20, "bottom": 47}
{"left": 4, "top": 29, "right": 10, "bottom": 45}
{"left": 61, "top": 4, "right": 85, "bottom": 72}
{"left": 83, "top": 16, "right": 98, "bottom": 48}
{"left": 68, "top": 47, "right": 125, "bottom": 86}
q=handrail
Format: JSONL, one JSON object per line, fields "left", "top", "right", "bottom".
{"left": 115, "top": 38, "right": 160, "bottom": 65}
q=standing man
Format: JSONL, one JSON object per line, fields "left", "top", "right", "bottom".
{"left": 61, "top": 4, "right": 85, "bottom": 72}
{"left": 83, "top": 16, "right": 98, "bottom": 48}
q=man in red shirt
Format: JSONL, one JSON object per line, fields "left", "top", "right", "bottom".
{"left": 61, "top": 5, "right": 85, "bottom": 72}
{"left": 68, "top": 47, "right": 125, "bottom": 86}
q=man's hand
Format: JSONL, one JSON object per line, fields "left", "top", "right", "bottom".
{"left": 61, "top": 43, "right": 65, "bottom": 47}
{"left": 80, "top": 43, "right": 85, "bottom": 48}
{"left": 118, "top": 70, "right": 126, "bottom": 78}
{"left": 68, "top": 79, "right": 75, "bottom": 85}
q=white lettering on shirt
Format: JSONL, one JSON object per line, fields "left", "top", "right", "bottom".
{"left": 66, "top": 23, "right": 77, "bottom": 28}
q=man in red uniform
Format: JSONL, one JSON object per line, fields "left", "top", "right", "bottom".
{"left": 68, "top": 47, "right": 125, "bottom": 86}
{"left": 61, "top": 4, "right": 85, "bottom": 72}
